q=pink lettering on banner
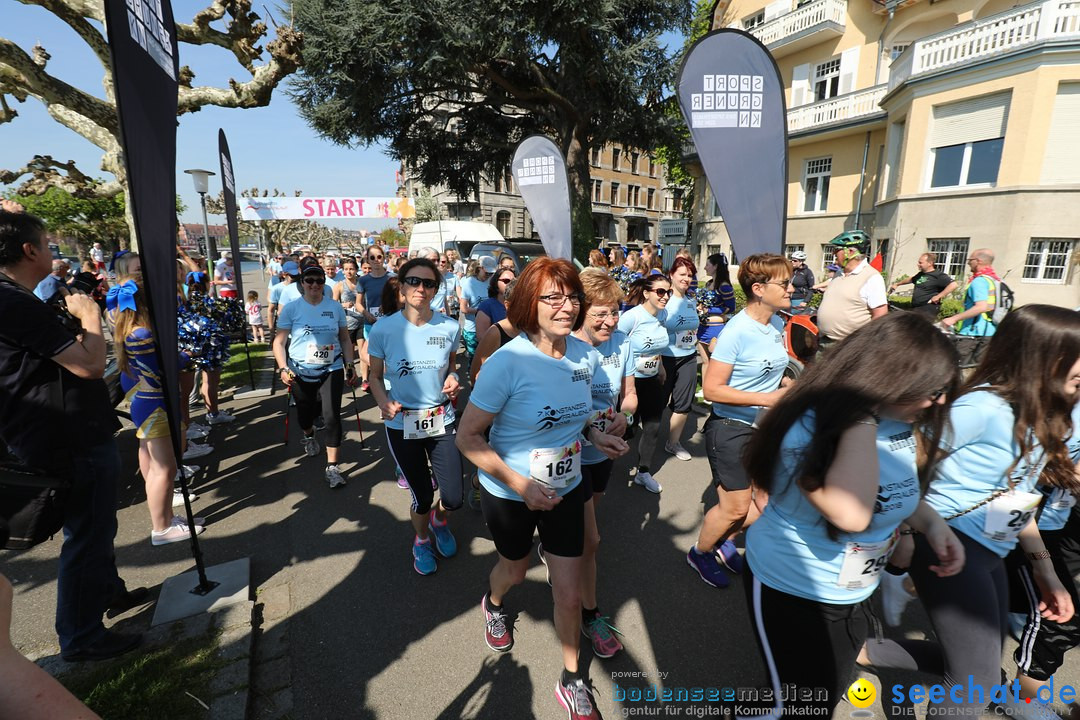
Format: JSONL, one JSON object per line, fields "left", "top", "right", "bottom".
{"left": 314, "top": 199, "right": 326, "bottom": 216}
{"left": 302, "top": 199, "right": 315, "bottom": 217}
{"left": 341, "top": 199, "right": 355, "bottom": 215}
{"left": 326, "top": 199, "right": 340, "bottom": 216}
{"left": 355, "top": 199, "right": 365, "bottom": 215}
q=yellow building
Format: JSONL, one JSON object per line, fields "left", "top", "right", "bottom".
{"left": 690, "top": 0, "right": 1080, "bottom": 307}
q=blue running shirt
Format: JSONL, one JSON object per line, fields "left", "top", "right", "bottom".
{"left": 661, "top": 293, "right": 701, "bottom": 358}
{"left": 460, "top": 276, "right": 487, "bottom": 333}
{"left": 709, "top": 309, "right": 788, "bottom": 425}
{"left": 366, "top": 311, "right": 461, "bottom": 431}
{"left": 617, "top": 305, "right": 669, "bottom": 379}
{"left": 468, "top": 334, "right": 598, "bottom": 500}
{"left": 746, "top": 413, "right": 921, "bottom": 603}
{"left": 582, "top": 331, "right": 634, "bottom": 465}
{"left": 276, "top": 296, "right": 347, "bottom": 377}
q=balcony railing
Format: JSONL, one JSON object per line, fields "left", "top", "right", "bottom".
{"left": 889, "top": 0, "right": 1080, "bottom": 90}
{"left": 750, "top": 0, "right": 847, "bottom": 54}
{"left": 788, "top": 84, "right": 888, "bottom": 132}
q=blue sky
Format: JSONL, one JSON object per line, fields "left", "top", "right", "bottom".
{"left": 0, "top": 2, "right": 683, "bottom": 230}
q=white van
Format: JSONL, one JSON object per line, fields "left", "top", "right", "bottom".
{"left": 408, "top": 221, "right": 504, "bottom": 259}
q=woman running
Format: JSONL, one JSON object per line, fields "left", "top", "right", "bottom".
{"left": 459, "top": 256, "right": 494, "bottom": 369}
{"left": 616, "top": 273, "right": 672, "bottom": 494}
{"left": 572, "top": 268, "right": 636, "bottom": 659}
{"left": 863, "top": 305, "right": 1080, "bottom": 717}
{"left": 368, "top": 258, "right": 464, "bottom": 575}
{"left": 457, "top": 258, "right": 627, "bottom": 720}
{"left": 356, "top": 246, "right": 395, "bottom": 392}
{"left": 741, "top": 312, "right": 964, "bottom": 716}
{"left": 687, "top": 254, "right": 792, "bottom": 589}
{"left": 109, "top": 253, "right": 205, "bottom": 545}
{"left": 475, "top": 267, "right": 515, "bottom": 339}
{"left": 272, "top": 259, "right": 357, "bottom": 489}
{"left": 333, "top": 257, "right": 364, "bottom": 356}
{"left": 660, "top": 256, "right": 700, "bottom": 462}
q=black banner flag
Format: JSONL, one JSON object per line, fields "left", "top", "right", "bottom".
{"left": 677, "top": 30, "right": 788, "bottom": 258}
{"left": 218, "top": 130, "right": 244, "bottom": 302}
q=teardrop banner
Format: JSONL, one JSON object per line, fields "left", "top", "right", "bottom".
{"left": 511, "top": 135, "right": 572, "bottom": 260}
{"left": 219, "top": 129, "right": 256, "bottom": 391}
{"left": 677, "top": 29, "right": 788, "bottom": 258}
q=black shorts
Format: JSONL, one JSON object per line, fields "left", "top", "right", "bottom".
{"left": 662, "top": 354, "right": 697, "bottom": 414}
{"left": 480, "top": 481, "right": 585, "bottom": 561}
{"left": 385, "top": 424, "right": 465, "bottom": 515}
{"left": 636, "top": 374, "right": 666, "bottom": 424}
{"left": 348, "top": 325, "right": 363, "bottom": 343}
{"left": 703, "top": 414, "right": 755, "bottom": 491}
{"left": 581, "top": 459, "right": 614, "bottom": 502}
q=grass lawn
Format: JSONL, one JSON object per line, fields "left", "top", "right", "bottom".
{"left": 219, "top": 342, "right": 269, "bottom": 389}
{"left": 58, "top": 630, "right": 223, "bottom": 719}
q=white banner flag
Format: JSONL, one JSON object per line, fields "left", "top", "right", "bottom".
{"left": 240, "top": 196, "right": 416, "bottom": 221}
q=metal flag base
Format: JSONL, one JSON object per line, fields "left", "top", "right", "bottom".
{"left": 150, "top": 557, "right": 250, "bottom": 626}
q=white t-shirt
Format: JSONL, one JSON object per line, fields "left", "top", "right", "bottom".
{"left": 847, "top": 259, "right": 888, "bottom": 309}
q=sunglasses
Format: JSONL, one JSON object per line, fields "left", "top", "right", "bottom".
{"left": 303, "top": 276, "right": 326, "bottom": 285}
{"left": 403, "top": 275, "right": 438, "bottom": 290}
{"left": 650, "top": 288, "right": 671, "bottom": 298}
{"left": 369, "top": 255, "right": 384, "bottom": 261}
{"left": 498, "top": 277, "right": 514, "bottom": 284}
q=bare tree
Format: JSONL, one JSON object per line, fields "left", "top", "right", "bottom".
{"left": 0, "top": 0, "right": 302, "bottom": 241}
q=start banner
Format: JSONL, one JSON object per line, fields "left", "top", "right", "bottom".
{"left": 241, "top": 196, "right": 416, "bottom": 221}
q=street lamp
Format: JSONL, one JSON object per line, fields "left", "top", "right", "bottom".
{"left": 184, "top": 168, "right": 217, "bottom": 266}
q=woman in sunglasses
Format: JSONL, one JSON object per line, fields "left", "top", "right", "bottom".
{"left": 686, "top": 254, "right": 793, "bottom": 590}
{"left": 616, "top": 273, "right": 673, "bottom": 494}
{"left": 355, "top": 246, "right": 395, "bottom": 392}
{"left": 367, "top": 258, "right": 464, "bottom": 575}
{"left": 457, "top": 258, "right": 627, "bottom": 720}
{"left": 272, "top": 260, "right": 357, "bottom": 489}
{"left": 475, "top": 267, "right": 516, "bottom": 339}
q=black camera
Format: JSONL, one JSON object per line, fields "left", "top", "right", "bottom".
{"left": 45, "top": 292, "right": 84, "bottom": 335}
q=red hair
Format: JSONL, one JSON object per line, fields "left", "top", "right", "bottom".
{"left": 668, "top": 256, "right": 697, "bottom": 277}
{"left": 507, "top": 258, "right": 585, "bottom": 335}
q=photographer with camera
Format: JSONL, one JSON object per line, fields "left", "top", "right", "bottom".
{"left": 0, "top": 201, "right": 143, "bottom": 662}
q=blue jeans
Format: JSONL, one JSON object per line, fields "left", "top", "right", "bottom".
{"left": 56, "top": 439, "right": 126, "bottom": 651}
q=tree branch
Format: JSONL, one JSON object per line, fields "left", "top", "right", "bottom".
{"left": 0, "top": 155, "right": 122, "bottom": 198}
{"left": 15, "top": 0, "right": 111, "bottom": 68}
{"left": 175, "top": 0, "right": 268, "bottom": 72}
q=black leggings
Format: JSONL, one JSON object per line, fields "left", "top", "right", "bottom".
{"left": 385, "top": 424, "right": 464, "bottom": 515}
{"left": 865, "top": 530, "right": 1008, "bottom": 714}
{"left": 293, "top": 370, "right": 344, "bottom": 447}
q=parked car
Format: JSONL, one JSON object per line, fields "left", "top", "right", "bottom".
{"left": 408, "top": 221, "right": 503, "bottom": 260}
{"left": 468, "top": 240, "right": 583, "bottom": 274}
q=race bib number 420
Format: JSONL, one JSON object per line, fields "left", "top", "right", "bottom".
{"left": 530, "top": 442, "right": 582, "bottom": 489}
{"left": 305, "top": 342, "right": 335, "bottom": 365}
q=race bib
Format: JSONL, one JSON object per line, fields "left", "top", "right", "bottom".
{"left": 837, "top": 536, "right": 895, "bottom": 589}
{"left": 675, "top": 330, "right": 697, "bottom": 350}
{"left": 402, "top": 406, "right": 446, "bottom": 440}
{"left": 529, "top": 442, "right": 582, "bottom": 489}
{"left": 983, "top": 490, "right": 1042, "bottom": 542}
{"left": 1049, "top": 489, "right": 1076, "bottom": 512}
{"left": 585, "top": 407, "right": 617, "bottom": 443}
{"left": 305, "top": 342, "right": 335, "bottom": 365}
{"left": 635, "top": 354, "right": 660, "bottom": 377}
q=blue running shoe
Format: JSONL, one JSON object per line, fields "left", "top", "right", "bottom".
{"left": 413, "top": 537, "right": 437, "bottom": 575}
{"left": 686, "top": 546, "right": 729, "bottom": 588}
{"left": 428, "top": 511, "right": 457, "bottom": 558}
{"left": 715, "top": 539, "right": 744, "bottom": 574}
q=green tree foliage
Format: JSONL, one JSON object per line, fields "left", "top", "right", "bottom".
{"left": 290, "top": 0, "right": 691, "bottom": 262}
{"left": 5, "top": 186, "right": 125, "bottom": 257}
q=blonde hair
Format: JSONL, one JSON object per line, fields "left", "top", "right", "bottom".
{"left": 625, "top": 251, "right": 641, "bottom": 272}
{"left": 579, "top": 267, "right": 624, "bottom": 310}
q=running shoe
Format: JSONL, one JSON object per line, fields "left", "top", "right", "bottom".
{"left": 537, "top": 542, "right": 551, "bottom": 586}
{"left": 206, "top": 410, "right": 236, "bottom": 424}
{"left": 880, "top": 571, "right": 916, "bottom": 627}
{"left": 301, "top": 435, "right": 321, "bottom": 457}
{"left": 189, "top": 421, "right": 210, "bottom": 435}
{"left": 714, "top": 539, "right": 744, "bottom": 574}
{"left": 582, "top": 615, "right": 624, "bottom": 659}
{"left": 396, "top": 467, "right": 409, "bottom": 489}
{"left": 428, "top": 511, "right": 457, "bottom": 558}
{"left": 664, "top": 442, "right": 692, "bottom": 461}
{"left": 182, "top": 441, "right": 213, "bottom": 461}
{"left": 186, "top": 424, "right": 209, "bottom": 440}
{"left": 151, "top": 516, "right": 205, "bottom": 546}
{"left": 686, "top": 546, "right": 729, "bottom": 588}
{"left": 360, "top": 381, "right": 370, "bottom": 392}
{"left": 325, "top": 465, "right": 347, "bottom": 489}
{"left": 173, "top": 513, "right": 205, "bottom": 527}
{"left": 172, "top": 487, "right": 199, "bottom": 507}
{"left": 466, "top": 472, "right": 482, "bottom": 510}
{"left": 481, "top": 594, "right": 513, "bottom": 652}
{"left": 181, "top": 464, "right": 200, "bottom": 476}
{"left": 633, "top": 471, "right": 662, "bottom": 494}
{"left": 554, "top": 677, "right": 599, "bottom": 720}
{"left": 412, "top": 536, "right": 437, "bottom": 575}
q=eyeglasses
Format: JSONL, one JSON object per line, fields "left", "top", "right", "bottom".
{"left": 403, "top": 275, "right": 438, "bottom": 290}
{"left": 539, "top": 292, "right": 585, "bottom": 308}
{"left": 650, "top": 288, "right": 671, "bottom": 298}
{"left": 303, "top": 276, "right": 326, "bottom": 285}
{"left": 929, "top": 387, "right": 947, "bottom": 402}
{"left": 763, "top": 278, "right": 793, "bottom": 288}
{"left": 586, "top": 310, "right": 619, "bottom": 322}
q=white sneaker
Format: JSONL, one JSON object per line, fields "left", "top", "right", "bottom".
{"left": 633, "top": 471, "right": 662, "bottom": 494}
{"left": 186, "top": 424, "right": 210, "bottom": 440}
{"left": 665, "top": 442, "right": 692, "bottom": 461}
{"left": 206, "top": 410, "right": 235, "bottom": 425}
{"left": 173, "top": 513, "right": 205, "bottom": 527}
{"left": 172, "top": 488, "right": 199, "bottom": 507}
{"left": 182, "top": 441, "right": 213, "bottom": 460}
{"left": 301, "top": 435, "right": 321, "bottom": 457}
{"left": 151, "top": 517, "right": 205, "bottom": 545}
{"left": 181, "top": 464, "right": 200, "bottom": 476}
{"left": 880, "top": 571, "right": 916, "bottom": 627}
{"left": 325, "top": 465, "right": 347, "bottom": 488}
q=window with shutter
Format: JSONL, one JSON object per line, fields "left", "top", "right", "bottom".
{"left": 1041, "top": 83, "right": 1080, "bottom": 184}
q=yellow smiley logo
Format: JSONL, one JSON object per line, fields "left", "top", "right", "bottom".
{"left": 847, "top": 678, "right": 876, "bottom": 709}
